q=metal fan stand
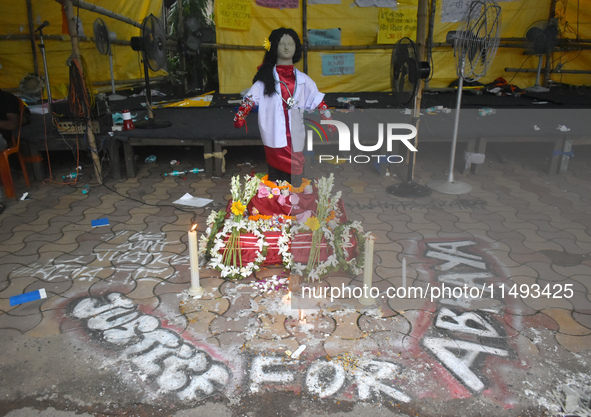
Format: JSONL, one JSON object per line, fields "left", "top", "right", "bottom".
{"left": 132, "top": 14, "right": 171, "bottom": 129}
{"left": 427, "top": 70, "right": 472, "bottom": 195}
{"left": 428, "top": 0, "right": 501, "bottom": 195}
{"left": 387, "top": 36, "right": 432, "bottom": 198}
{"left": 107, "top": 52, "right": 127, "bottom": 101}
{"left": 387, "top": 116, "right": 432, "bottom": 198}
{"left": 134, "top": 57, "right": 171, "bottom": 129}
{"left": 525, "top": 55, "right": 550, "bottom": 93}
{"left": 94, "top": 18, "right": 126, "bottom": 101}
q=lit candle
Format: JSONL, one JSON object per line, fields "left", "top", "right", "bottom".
{"left": 299, "top": 309, "right": 306, "bottom": 324}
{"left": 282, "top": 291, "right": 292, "bottom": 305}
{"left": 359, "top": 235, "right": 375, "bottom": 306}
{"left": 188, "top": 224, "right": 204, "bottom": 297}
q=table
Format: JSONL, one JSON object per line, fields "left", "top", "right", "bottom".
{"left": 20, "top": 113, "right": 118, "bottom": 181}
{"left": 113, "top": 107, "right": 256, "bottom": 178}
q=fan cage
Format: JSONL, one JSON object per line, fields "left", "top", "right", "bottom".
{"left": 453, "top": 1, "right": 501, "bottom": 82}
{"left": 93, "top": 18, "right": 111, "bottom": 56}
{"left": 391, "top": 38, "right": 419, "bottom": 105}
{"left": 142, "top": 14, "right": 167, "bottom": 72}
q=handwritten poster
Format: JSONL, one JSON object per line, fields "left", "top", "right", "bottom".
{"left": 308, "top": 29, "right": 341, "bottom": 47}
{"left": 256, "top": 0, "right": 298, "bottom": 8}
{"left": 217, "top": 0, "right": 251, "bottom": 30}
{"left": 322, "top": 53, "right": 355, "bottom": 76}
{"left": 377, "top": 7, "right": 417, "bottom": 44}
{"left": 355, "top": 0, "right": 398, "bottom": 7}
{"left": 441, "top": 0, "right": 514, "bottom": 23}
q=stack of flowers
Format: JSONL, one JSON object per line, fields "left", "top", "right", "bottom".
{"left": 201, "top": 173, "right": 368, "bottom": 281}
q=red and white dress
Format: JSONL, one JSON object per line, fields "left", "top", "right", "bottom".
{"left": 234, "top": 65, "right": 331, "bottom": 176}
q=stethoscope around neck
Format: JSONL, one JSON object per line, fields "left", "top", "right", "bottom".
{"left": 276, "top": 75, "right": 297, "bottom": 109}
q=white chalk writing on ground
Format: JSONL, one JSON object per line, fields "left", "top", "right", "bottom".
{"left": 422, "top": 240, "right": 513, "bottom": 393}
{"left": 71, "top": 293, "right": 411, "bottom": 403}
{"left": 71, "top": 292, "right": 232, "bottom": 400}
{"left": 10, "top": 231, "right": 186, "bottom": 282}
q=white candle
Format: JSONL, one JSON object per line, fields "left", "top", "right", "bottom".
{"left": 299, "top": 309, "right": 306, "bottom": 324}
{"left": 402, "top": 257, "right": 406, "bottom": 289}
{"left": 188, "top": 224, "right": 204, "bottom": 296}
{"left": 359, "top": 235, "right": 375, "bottom": 306}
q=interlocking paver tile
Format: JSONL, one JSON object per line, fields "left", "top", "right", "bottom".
{"left": 542, "top": 308, "right": 591, "bottom": 336}
{"left": 555, "top": 333, "right": 591, "bottom": 353}
{"left": 323, "top": 336, "right": 378, "bottom": 356}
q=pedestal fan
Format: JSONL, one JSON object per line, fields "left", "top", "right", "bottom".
{"left": 387, "top": 37, "right": 431, "bottom": 198}
{"left": 524, "top": 20, "right": 559, "bottom": 93}
{"left": 93, "top": 18, "right": 126, "bottom": 101}
{"left": 130, "top": 14, "right": 171, "bottom": 128}
{"left": 427, "top": 0, "right": 501, "bottom": 195}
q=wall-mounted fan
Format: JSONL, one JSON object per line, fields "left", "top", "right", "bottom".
{"left": 93, "top": 18, "right": 126, "bottom": 101}
{"left": 130, "top": 14, "right": 171, "bottom": 128}
{"left": 427, "top": 0, "right": 501, "bottom": 195}
{"left": 387, "top": 37, "right": 432, "bottom": 198}
{"left": 524, "top": 19, "right": 559, "bottom": 93}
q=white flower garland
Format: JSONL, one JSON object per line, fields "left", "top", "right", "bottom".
{"left": 290, "top": 223, "right": 338, "bottom": 282}
{"left": 335, "top": 221, "right": 366, "bottom": 275}
{"left": 277, "top": 221, "right": 293, "bottom": 269}
{"left": 208, "top": 218, "right": 267, "bottom": 279}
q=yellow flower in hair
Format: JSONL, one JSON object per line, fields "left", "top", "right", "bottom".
{"left": 263, "top": 38, "right": 271, "bottom": 52}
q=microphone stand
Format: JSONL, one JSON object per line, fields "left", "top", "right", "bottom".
{"left": 36, "top": 22, "right": 52, "bottom": 105}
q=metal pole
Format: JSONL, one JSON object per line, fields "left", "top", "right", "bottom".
{"left": 544, "top": 0, "right": 558, "bottom": 86}
{"left": 447, "top": 75, "right": 463, "bottom": 183}
{"left": 109, "top": 54, "right": 116, "bottom": 94}
{"left": 37, "top": 27, "right": 53, "bottom": 105}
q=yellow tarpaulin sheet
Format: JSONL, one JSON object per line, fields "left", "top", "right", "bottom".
{"left": 0, "top": 1, "right": 164, "bottom": 97}
{"left": 216, "top": 0, "right": 591, "bottom": 94}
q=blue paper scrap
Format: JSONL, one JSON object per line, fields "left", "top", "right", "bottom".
{"left": 91, "top": 218, "right": 110, "bottom": 227}
{"left": 308, "top": 28, "right": 341, "bottom": 47}
{"left": 322, "top": 53, "right": 355, "bottom": 76}
{"left": 10, "top": 289, "right": 47, "bottom": 306}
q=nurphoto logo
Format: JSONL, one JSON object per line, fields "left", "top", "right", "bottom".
{"left": 306, "top": 120, "right": 417, "bottom": 164}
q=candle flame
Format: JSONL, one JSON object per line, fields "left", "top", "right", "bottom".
{"left": 299, "top": 309, "right": 305, "bottom": 321}
{"left": 190, "top": 224, "right": 197, "bottom": 232}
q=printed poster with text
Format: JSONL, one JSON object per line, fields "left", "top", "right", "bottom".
{"left": 217, "top": 0, "right": 252, "bottom": 30}
{"left": 377, "top": 7, "right": 418, "bottom": 44}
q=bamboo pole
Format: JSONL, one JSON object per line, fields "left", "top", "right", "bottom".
{"left": 407, "top": 0, "right": 430, "bottom": 181}
{"left": 26, "top": 0, "right": 40, "bottom": 75}
{"left": 55, "top": 0, "right": 142, "bottom": 29}
{"left": 302, "top": 0, "right": 308, "bottom": 74}
{"left": 62, "top": 0, "right": 103, "bottom": 184}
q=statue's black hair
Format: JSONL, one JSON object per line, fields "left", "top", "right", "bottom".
{"left": 253, "top": 28, "right": 302, "bottom": 96}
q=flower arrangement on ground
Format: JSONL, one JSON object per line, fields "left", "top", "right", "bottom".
{"left": 201, "top": 173, "right": 368, "bottom": 281}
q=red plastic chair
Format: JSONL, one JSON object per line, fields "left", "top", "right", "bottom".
{"left": 0, "top": 99, "right": 31, "bottom": 199}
